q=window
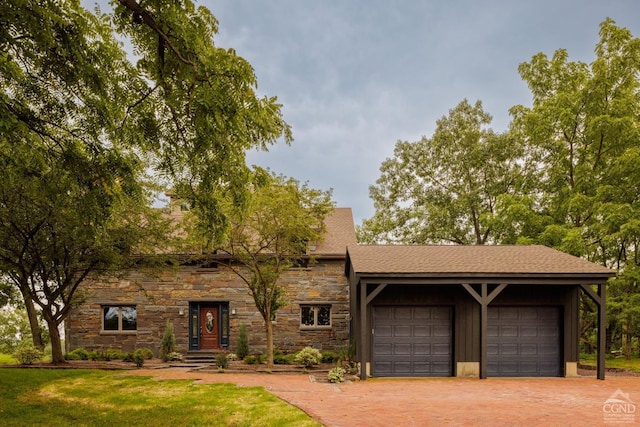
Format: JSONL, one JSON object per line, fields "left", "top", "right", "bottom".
{"left": 103, "top": 306, "right": 137, "bottom": 332}
{"left": 300, "top": 305, "right": 331, "bottom": 328}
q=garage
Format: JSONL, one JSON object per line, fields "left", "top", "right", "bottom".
{"left": 372, "top": 306, "right": 452, "bottom": 376}
{"left": 487, "top": 306, "right": 561, "bottom": 377}
{"left": 346, "top": 245, "right": 613, "bottom": 380}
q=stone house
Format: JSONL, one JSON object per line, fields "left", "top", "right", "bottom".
{"left": 66, "top": 205, "right": 615, "bottom": 379}
{"left": 65, "top": 207, "right": 357, "bottom": 357}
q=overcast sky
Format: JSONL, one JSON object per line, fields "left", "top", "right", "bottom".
{"left": 201, "top": 0, "right": 640, "bottom": 225}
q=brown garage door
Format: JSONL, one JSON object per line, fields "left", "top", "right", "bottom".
{"left": 372, "top": 306, "right": 453, "bottom": 377}
{"left": 487, "top": 306, "right": 561, "bottom": 377}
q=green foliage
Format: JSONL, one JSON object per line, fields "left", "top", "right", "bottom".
{"left": 218, "top": 170, "right": 334, "bottom": 367}
{"left": 13, "top": 342, "right": 44, "bottom": 365}
{"left": 131, "top": 349, "right": 146, "bottom": 368}
{"left": 65, "top": 348, "right": 90, "bottom": 361}
{"left": 327, "top": 367, "right": 346, "bottom": 383}
{"left": 360, "top": 99, "right": 528, "bottom": 245}
{"left": 236, "top": 323, "right": 250, "bottom": 360}
{"left": 294, "top": 347, "right": 322, "bottom": 368}
{"left": 1, "top": 0, "right": 290, "bottom": 366}
{"left": 273, "top": 350, "right": 296, "bottom": 365}
{"left": 160, "top": 321, "right": 177, "bottom": 362}
{"left": 215, "top": 351, "right": 229, "bottom": 369}
{"left": 244, "top": 354, "right": 266, "bottom": 365}
{"left": 137, "top": 348, "right": 155, "bottom": 360}
{"left": 321, "top": 351, "right": 339, "bottom": 364}
{"left": 0, "top": 354, "right": 17, "bottom": 364}
{"left": 0, "top": 369, "right": 321, "bottom": 426}
{"left": 0, "top": 305, "right": 31, "bottom": 354}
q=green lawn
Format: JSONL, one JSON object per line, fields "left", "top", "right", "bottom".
{"left": 0, "top": 354, "right": 16, "bottom": 364}
{"left": 0, "top": 368, "right": 321, "bottom": 426}
{"left": 580, "top": 355, "right": 640, "bottom": 373}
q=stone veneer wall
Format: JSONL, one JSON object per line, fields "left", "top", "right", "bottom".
{"left": 65, "top": 258, "right": 350, "bottom": 357}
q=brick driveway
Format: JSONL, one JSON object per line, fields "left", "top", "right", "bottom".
{"left": 127, "top": 369, "right": 640, "bottom": 426}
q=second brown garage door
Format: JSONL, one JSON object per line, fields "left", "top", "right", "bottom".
{"left": 487, "top": 306, "right": 562, "bottom": 377}
{"left": 372, "top": 306, "right": 453, "bottom": 377}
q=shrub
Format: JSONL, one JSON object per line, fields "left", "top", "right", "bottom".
{"left": 137, "top": 347, "right": 155, "bottom": 360}
{"left": 321, "top": 351, "right": 339, "bottom": 364}
{"left": 327, "top": 366, "right": 346, "bottom": 383}
{"left": 132, "top": 349, "right": 146, "bottom": 367}
{"left": 226, "top": 353, "right": 238, "bottom": 361}
{"left": 236, "top": 323, "right": 249, "bottom": 360}
{"left": 294, "top": 347, "right": 322, "bottom": 368}
{"left": 13, "top": 342, "right": 44, "bottom": 365}
{"left": 244, "top": 354, "right": 265, "bottom": 365}
{"left": 160, "top": 321, "right": 176, "bottom": 362}
{"left": 215, "top": 351, "right": 229, "bottom": 369}
{"left": 166, "top": 352, "right": 182, "bottom": 362}
{"left": 72, "top": 348, "right": 90, "bottom": 360}
{"left": 104, "top": 349, "right": 123, "bottom": 361}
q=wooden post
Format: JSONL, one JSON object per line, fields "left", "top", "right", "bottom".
{"left": 360, "top": 282, "right": 368, "bottom": 380}
{"left": 480, "top": 283, "right": 488, "bottom": 379}
{"left": 597, "top": 283, "right": 606, "bottom": 380}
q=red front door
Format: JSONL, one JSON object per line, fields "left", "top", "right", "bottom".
{"left": 199, "top": 306, "right": 219, "bottom": 350}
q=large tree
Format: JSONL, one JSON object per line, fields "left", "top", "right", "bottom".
{"left": 359, "top": 99, "right": 529, "bottom": 244}
{"left": 212, "top": 169, "right": 334, "bottom": 367}
{"left": 1, "top": 0, "right": 291, "bottom": 361}
{"left": 509, "top": 18, "right": 640, "bottom": 354}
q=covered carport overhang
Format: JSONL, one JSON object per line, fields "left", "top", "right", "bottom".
{"left": 348, "top": 272, "right": 612, "bottom": 380}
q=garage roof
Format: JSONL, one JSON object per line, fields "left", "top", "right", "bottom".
{"left": 346, "top": 245, "right": 614, "bottom": 277}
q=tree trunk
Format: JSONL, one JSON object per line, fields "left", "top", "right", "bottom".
{"left": 23, "top": 293, "right": 45, "bottom": 351}
{"left": 46, "top": 317, "right": 65, "bottom": 364}
{"left": 265, "top": 315, "right": 274, "bottom": 368}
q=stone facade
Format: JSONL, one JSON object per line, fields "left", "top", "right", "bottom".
{"left": 65, "top": 258, "right": 350, "bottom": 356}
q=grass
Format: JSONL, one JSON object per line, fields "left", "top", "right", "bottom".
{"left": 0, "top": 368, "right": 321, "bottom": 426}
{"left": 0, "top": 354, "right": 17, "bottom": 364}
{"left": 580, "top": 354, "right": 640, "bottom": 373}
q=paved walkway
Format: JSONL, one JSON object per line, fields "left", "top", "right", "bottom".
{"left": 125, "top": 368, "right": 640, "bottom": 426}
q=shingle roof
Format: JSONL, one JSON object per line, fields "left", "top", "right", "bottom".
{"left": 313, "top": 208, "right": 357, "bottom": 256}
{"left": 346, "top": 245, "right": 614, "bottom": 276}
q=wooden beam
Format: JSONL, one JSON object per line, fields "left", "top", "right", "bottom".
{"left": 462, "top": 283, "right": 482, "bottom": 304}
{"left": 366, "top": 284, "right": 387, "bottom": 305}
{"left": 480, "top": 283, "right": 488, "bottom": 379}
{"left": 487, "top": 283, "right": 508, "bottom": 304}
{"left": 579, "top": 284, "right": 602, "bottom": 305}
{"left": 597, "top": 284, "right": 606, "bottom": 380}
{"left": 360, "top": 282, "right": 368, "bottom": 380}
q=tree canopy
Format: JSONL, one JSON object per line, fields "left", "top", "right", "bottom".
{"left": 212, "top": 169, "right": 334, "bottom": 366}
{"left": 359, "top": 99, "right": 529, "bottom": 245}
{"left": 0, "top": 0, "right": 292, "bottom": 361}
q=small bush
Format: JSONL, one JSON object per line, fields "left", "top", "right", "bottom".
{"left": 137, "top": 347, "right": 155, "bottom": 360}
{"left": 327, "top": 366, "right": 346, "bottom": 383}
{"left": 72, "top": 348, "right": 90, "bottom": 360}
{"left": 132, "top": 349, "right": 146, "bottom": 367}
{"left": 321, "top": 351, "right": 339, "bottom": 364}
{"left": 244, "top": 354, "right": 265, "bottom": 365}
{"left": 121, "top": 352, "right": 134, "bottom": 362}
{"left": 14, "top": 342, "right": 44, "bottom": 365}
{"left": 166, "top": 352, "right": 182, "bottom": 362}
{"left": 236, "top": 323, "right": 249, "bottom": 360}
{"left": 215, "top": 351, "right": 229, "bottom": 369}
{"left": 160, "top": 321, "right": 176, "bottom": 362}
{"left": 294, "top": 347, "right": 322, "bottom": 368}
{"left": 226, "top": 353, "right": 238, "bottom": 362}
{"left": 104, "top": 349, "right": 123, "bottom": 361}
